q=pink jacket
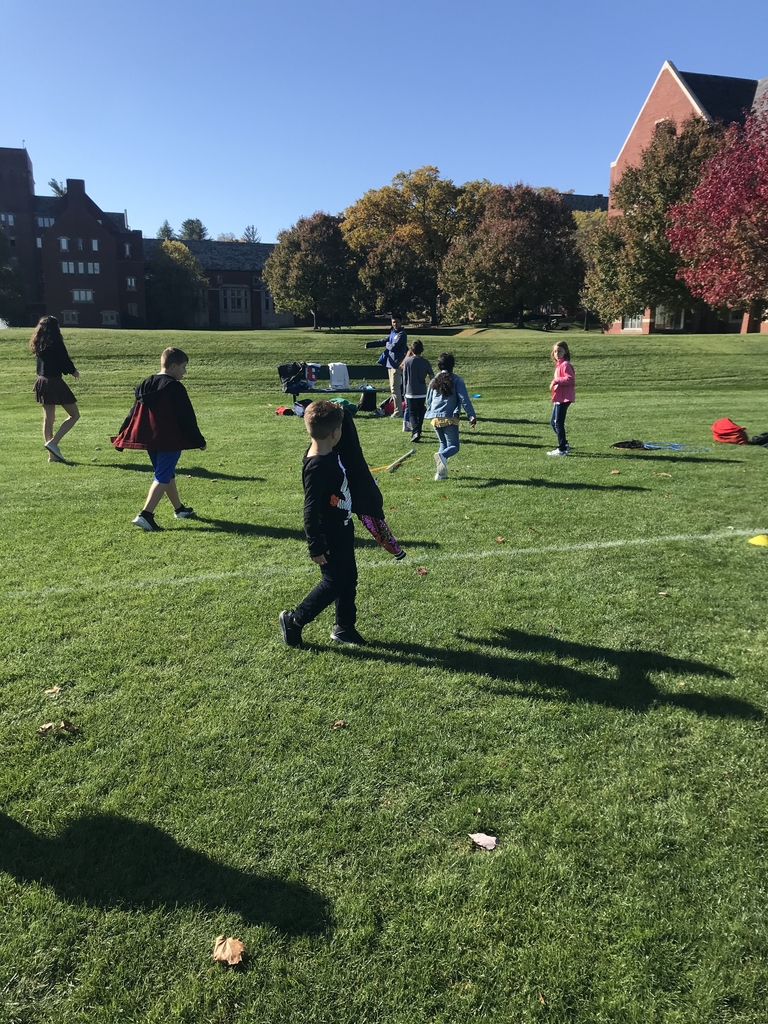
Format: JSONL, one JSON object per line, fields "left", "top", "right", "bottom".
{"left": 550, "top": 359, "right": 575, "bottom": 404}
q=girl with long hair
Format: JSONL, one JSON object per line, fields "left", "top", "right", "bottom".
{"left": 548, "top": 341, "right": 575, "bottom": 456}
{"left": 30, "top": 316, "right": 81, "bottom": 462}
{"left": 425, "top": 352, "right": 476, "bottom": 480}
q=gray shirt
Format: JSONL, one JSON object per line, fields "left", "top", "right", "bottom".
{"left": 402, "top": 355, "right": 434, "bottom": 398}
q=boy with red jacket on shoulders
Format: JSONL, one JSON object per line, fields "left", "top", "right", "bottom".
{"left": 111, "top": 347, "right": 206, "bottom": 531}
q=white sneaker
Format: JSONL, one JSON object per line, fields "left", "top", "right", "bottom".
{"left": 547, "top": 448, "right": 568, "bottom": 456}
{"left": 434, "top": 451, "right": 448, "bottom": 478}
{"left": 45, "top": 440, "right": 65, "bottom": 462}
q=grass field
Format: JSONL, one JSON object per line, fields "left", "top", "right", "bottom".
{"left": 1, "top": 325, "right": 767, "bottom": 1024}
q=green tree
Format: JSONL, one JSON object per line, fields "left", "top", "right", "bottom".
{"left": 157, "top": 220, "right": 175, "bottom": 240}
{"left": 243, "top": 225, "right": 261, "bottom": 243}
{"left": 48, "top": 178, "right": 66, "bottom": 197}
{"left": 0, "top": 230, "right": 26, "bottom": 325}
{"left": 441, "top": 185, "right": 582, "bottom": 325}
{"left": 179, "top": 218, "right": 208, "bottom": 241}
{"left": 582, "top": 117, "right": 723, "bottom": 323}
{"left": 263, "top": 212, "right": 356, "bottom": 330}
{"left": 342, "top": 167, "right": 493, "bottom": 322}
{"left": 145, "top": 240, "right": 207, "bottom": 329}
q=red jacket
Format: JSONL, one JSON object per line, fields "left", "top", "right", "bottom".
{"left": 111, "top": 374, "right": 205, "bottom": 451}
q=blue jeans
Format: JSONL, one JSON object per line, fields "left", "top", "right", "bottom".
{"left": 433, "top": 423, "right": 460, "bottom": 460}
{"left": 550, "top": 402, "right": 570, "bottom": 451}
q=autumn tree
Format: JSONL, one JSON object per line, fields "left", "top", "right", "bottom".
{"left": 145, "top": 240, "right": 207, "bottom": 329}
{"left": 263, "top": 212, "right": 357, "bottom": 330}
{"left": 582, "top": 117, "right": 723, "bottom": 323}
{"left": 179, "top": 218, "right": 208, "bottom": 241}
{"left": 342, "top": 167, "right": 493, "bottom": 322}
{"left": 667, "top": 110, "right": 768, "bottom": 317}
{"left": 440, "top": 185, "right": 582, "bottom": 324}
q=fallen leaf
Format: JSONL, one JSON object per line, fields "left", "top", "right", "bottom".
{"left": 469, "top": 832, "right": 498, "bottom": 851}
{"left": 441, "top": 494, "right": 447, "bottom": 499}
{"left": 658, "top": 591, "right": 669, "bottom": 596}
{"left": 332, "top": 720, "right": 348, "bottom": 730}
{"left": 185, "top": 474, "right": 191, "bottom": 478}
{"left": 211, "top": 479, "right": 218, "bottom": 482}
{"left": 495, "top": 537, "right": 504, "bottom": 543}
{"left": 212, "top": 935, "right": 246, "bottom": 966}
{"left": 44, "top": 686, "right": 62, "bottom": 695}
{"left": 60, "top": 720, "right": 79, "bottom": 734}
{"left": 659, "top": 472, "right": 672, "bottom": 478}
{"left": 389, "top": 506, "right": 397, "bottom": 510}
{"left": 609, "top": 470, "right": 620, "bottom": 475}
{"left": 38, "top": 722, "right": 56, "bottom": 735}
{"left": 539, "top": 991, "right": 547, "bottom": 1006}
{"left": 416, "top": 567, "right": 428, "bottom": 575}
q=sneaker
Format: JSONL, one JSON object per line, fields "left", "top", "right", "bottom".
{"left": 279, "top": 610, "right": 303, "bottom": 647}
{"left": 547, "top": 448, "right": 568, "bottom": 456}
{"left": 394, "top": 548, "right": 407, "bottom": 561}
{"left": 434, "top": 451, "right": 448, "bottom": 478}
{"left": 174, "top": 504, "right": 195, "bottom": 518}
{"left": 44, "top": 440, "right": 65, "bottom": 462}
{"left": 402, "top": 420, "right": 411, "bottom": 432}
{"left": 411, "top": 433, "right": 421, "bottom": 443}
{"left": 330, "top": 625, "right": 367, "bottom": 645}
{"left": 133, "top": 511, "right": 163, "bottom": 531}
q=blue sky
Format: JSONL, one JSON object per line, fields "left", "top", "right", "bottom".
{"left": 3, "top": 0, "right": 767, "bottom": 242}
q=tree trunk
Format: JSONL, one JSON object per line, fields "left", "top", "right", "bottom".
{"left": 516, "top": 305, "right": 525, "bottom": 329}
{"left": 312, "top": 307, "right": 318, "bottom": 331}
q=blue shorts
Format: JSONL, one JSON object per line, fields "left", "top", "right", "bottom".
{"left": 148, "top": 450, "right": 181, "bottom": 484}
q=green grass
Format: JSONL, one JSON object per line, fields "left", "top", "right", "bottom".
{"left": 1, "top": 326, "right": 767, "bottom": 1024}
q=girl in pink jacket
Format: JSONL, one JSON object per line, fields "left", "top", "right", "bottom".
{"left": 548, "top": 341, "right": 575, "bottom": 456}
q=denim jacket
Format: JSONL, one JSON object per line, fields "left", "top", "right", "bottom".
{"left": 425, "top": 373, "right": 476, "bottom": 420}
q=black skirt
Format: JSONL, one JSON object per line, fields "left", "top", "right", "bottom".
{"left": 34, "top": 375, "right": 77, "bottom": 405}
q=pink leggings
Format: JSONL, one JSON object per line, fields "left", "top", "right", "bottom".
{"left": 358, "top": 515, "right": 405, "bottom": 559}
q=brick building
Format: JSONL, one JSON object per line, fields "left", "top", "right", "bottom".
{"left": 607, "top": 61, "right": 768, "bottom": 334}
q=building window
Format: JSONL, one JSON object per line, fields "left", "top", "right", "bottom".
{"left": 127, "top": 302, "right": 139, "bottom": 317}
{"left": 101, "top": 310, "right": 118, "bottom": 326}
{"left": 77, "top": 238, "right": 84, "bottom": 250}
{"left": 728, "top": 310, "right": 744, "bottom": 324}
{"left": 87, "top": 262, "right": 100, "bottom": 274}
{"left": 0, "top": 213, "right": 14, "bottom": 227}
{"left": 91, "top": 239, "right": 99, "bottom": 251}
{"left": 126, "top": 276, "right": 136, "bottom": 290}
{"left": 654, "top": 306, "right": 684, "bottom": 331}
{"left": 621, "top": 314, "right": 642, "bottom": 330}
{"left": 36, "top": 237, "right": 42, "bottom": 248}
{"left": 62, "top": 261, "right": 75, "bottom": 274}
{"left": 72, "top": 289, "right": 94, "bottom": 302}
{"left": 77, "top": 262, "right": 85, "bottom": 274}
{"left": 59, "top": 237, "right": 69, "bottom": 251}
{"left": 37, "top": 217, "right": 55, "bottom": 228}
{"left": 124, "top": 243, "right": 131, "bottom": 257}
{"left": 61, "top": 310, "right": 78, "bottom": 325}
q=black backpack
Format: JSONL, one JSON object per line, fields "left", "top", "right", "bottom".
{"left": 357, "top": 389, "right": 377, "bottom": 413}
{"left": 277, "top": 361, "right": 308, "bottom": 395}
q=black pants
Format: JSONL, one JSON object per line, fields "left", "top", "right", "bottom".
{"left": 405, "top": 396, "right": 427, "bottom": 436}
{"left": 293, "top": 521, "right": 357, "bottom": 629}
{"left": 550, "top": 402, "right": 570, "bottom": 450}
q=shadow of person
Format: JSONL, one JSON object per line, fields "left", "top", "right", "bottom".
{"left": 99, "top": 462, "right": 266, "bottom": 482}
{"left": 0, "top": 813, "right": 330, "bottom": 935}
{"left": 328, "top": 631, "right": 760, "bottom": 720}
{"left": 467, "top": 477, "right": 649, "bottom": 492}
{"left": 185, "top": 517, "right": 441, "bottom": 550}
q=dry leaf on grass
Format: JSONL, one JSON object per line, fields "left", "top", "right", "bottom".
{"left": 38, "top": 722, "right": 56, "bottom": 735}
{"left": 332, "top": 719, "right": 348, "bottom": 730}
{"left": 660, "top": 472, "right": 672, "bottom": 478}
{"left": 416, "top": 567, "right": 428, "bottom": 575}
{"left": 658, "top": 591, "right": 669, "bottom": 597}
{"left": 469, "top": 832, "right": 498, "bottom": 850}
{"left": 38, "top": 720, "right": 79, "bottom": 736}
{"left": 60, "top": 720, "right": 79, "bottom": 734}
{"left": 539, "top": 991, "right": 547, "bottom": 1006}
{"left": 212, "top": 935, "right": 246, "bottom": 966}
{"left": 44, "top": 686, "right": 62, "bottom": 695}
{"left": 609, "top": 470, "right": 620, "bottom": 475}
{"left": 495, "top": 537, "right": 504, "bottom": 543}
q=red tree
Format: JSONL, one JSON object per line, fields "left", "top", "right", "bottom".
{"left": 667, "top": 110, "right": 768, "bottom": 310}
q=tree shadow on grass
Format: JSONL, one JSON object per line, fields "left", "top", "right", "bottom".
{"left": 99, "top": 461, "right": 266, "bottom": 482}
{"left": 328, "top": 629, "right": 760, "bottom": 720}
{"left": 0, "top": 813, "right": 330, "bottom": 935}
{"left": 465, "top": 477, "right": 649, "bottom": 492}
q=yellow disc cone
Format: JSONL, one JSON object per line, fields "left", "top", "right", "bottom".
{"left": 748, "top": 534, "right": 768, "bottom": 546}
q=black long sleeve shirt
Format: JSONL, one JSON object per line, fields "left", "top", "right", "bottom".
{"left": 302, "top": 450, "right": 353, "bottom": 557}
{"left": 36, "top": 337, "right": 77, "bottom": 377}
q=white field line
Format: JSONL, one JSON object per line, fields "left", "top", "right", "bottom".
{"left": 4, "top": 528, "right": 764, "bottom": 601}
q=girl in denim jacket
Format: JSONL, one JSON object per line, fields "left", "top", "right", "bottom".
{"left": 425, "top": 352, "right": 476, "bottom": 480}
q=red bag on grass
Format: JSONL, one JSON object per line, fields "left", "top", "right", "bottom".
{"left": 711, "top": 417, "right": 748, "bottom": 444}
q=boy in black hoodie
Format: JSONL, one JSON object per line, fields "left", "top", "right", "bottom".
{"left": 279, "top": 401, "right": 364, "bottom": 647}
{"left": 111, "top": 347, "right": 206, "bottom": 531}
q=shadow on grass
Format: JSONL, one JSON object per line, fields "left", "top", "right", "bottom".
{"left": 463, "top": 439, "right": 544, "bottom": 449}
{"left": 466, "top": 477, "right": 649, "bottom": 492}
{"left": 186, "top": 516, "right": 441, "bottom": 550}
{"left": 0, "top": 813, "right": 330, "bottom": 934}
{"left": 100, "top": 461, "right": 266, "bottom": 482}
{"left": 475, "top": 417, "right": 539, "bottom": 425}
{"left": 570, "top": 452, "right": 743, "bottom": 465}
{"left": 329, "top": 628, "right": 759, "bottom": 720}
